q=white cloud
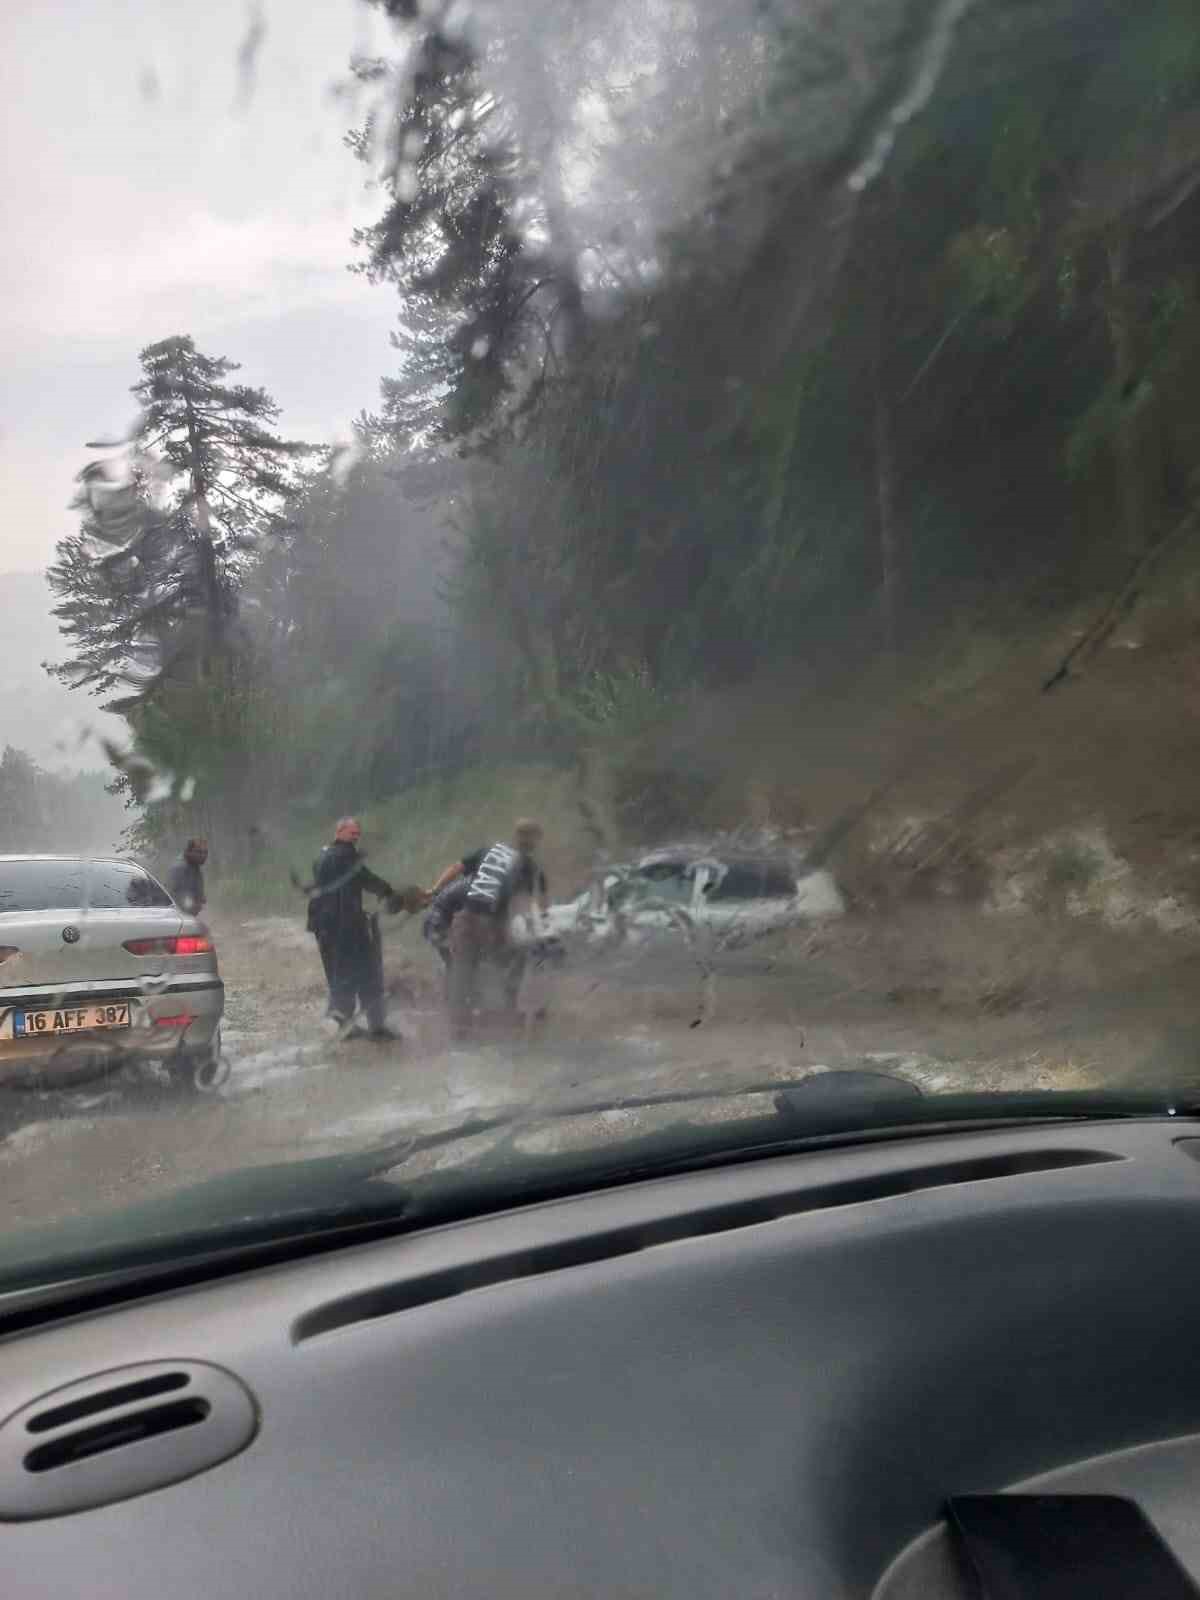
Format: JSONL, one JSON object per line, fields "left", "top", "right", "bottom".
{"left": 0, "top": 0, "right": 403, "bottom": 573}
{"left": 0, "top": 443, "right": 82, "bottom": 572}
{"left": 9, "top": 209, "right": 375, "bottom": 350}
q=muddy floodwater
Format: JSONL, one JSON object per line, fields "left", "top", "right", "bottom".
{"left": 2, "top": 904, "right": 1196, "bottom": 1235}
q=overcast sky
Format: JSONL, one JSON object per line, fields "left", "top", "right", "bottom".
{"left": 1, "top": 0, "right": 400, "bottom": 575}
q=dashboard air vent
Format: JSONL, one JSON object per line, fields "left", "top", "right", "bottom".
{"left": 0, "top": 1360, "right": 257, "bottom": 1520}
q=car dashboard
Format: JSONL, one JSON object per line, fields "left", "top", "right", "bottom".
{"left": 3, "top": 1117, "right": 1200, "bottom": 1596}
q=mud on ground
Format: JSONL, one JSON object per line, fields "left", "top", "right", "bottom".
{"left": 2, "top": 900, "right": 1196, "bottom": 1242}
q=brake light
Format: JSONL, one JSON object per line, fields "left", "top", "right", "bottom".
{"left": 0, "top": 947, "right": 18, "bottom": 964}
{"left": 152, "top": 1013, "right": 192, "bottom": 1028}
{"left": 123, "top": 935, "right": 213, "bottom": 957}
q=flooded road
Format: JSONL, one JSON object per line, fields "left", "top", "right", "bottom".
{"left": 1, "top": 905, "right": 1188, "bottom": 1238}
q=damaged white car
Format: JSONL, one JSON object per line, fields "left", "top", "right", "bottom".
{"left": 514, "top": 848, "right": 844, "bottom": 951}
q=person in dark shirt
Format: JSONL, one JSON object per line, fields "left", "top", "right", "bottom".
{"left": 429, "top": 819, "right": 550, "bottom": 914}
{"left": 306, "top": 817, "right": 405, "bottom": 1041}
{"left": 442, "top": 820, "right": 550, "bottom": 1035}
{"left": 167, "top": 839, "right": 208, "bottom": 917}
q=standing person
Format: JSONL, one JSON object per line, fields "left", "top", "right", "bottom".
{"left": 306, "top": 817, "right": 406, "bottom": 1043}
{"left": 167, "top": 838, "right": 208, "bottom": 917}
{"left": 445, "top": 820, "right": 550, "bottom": 1036}
{"left": 429, "top": 819, "right": 551, "bottom": 918}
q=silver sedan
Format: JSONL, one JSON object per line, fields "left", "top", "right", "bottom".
{"left": 0, "top": 855, "right": 225, "bottom": 1092}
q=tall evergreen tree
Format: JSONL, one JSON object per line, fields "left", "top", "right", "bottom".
{"left": 348, "top": 1, "right": 587, "bottom": 445}
{"left": 46, "top": 337, "right": 311, "bottom": 845}
{"left": 47, "top": 335, "right": 311, "bottom": 712}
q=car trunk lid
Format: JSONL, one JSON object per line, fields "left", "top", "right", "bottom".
{"left": 0, "top": 908, "right": 185, "bottom": 990}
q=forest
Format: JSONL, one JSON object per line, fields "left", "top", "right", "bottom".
{"left": 0, "top": 747, "right": 126, "bottom": 855}
{"left": 44, "top": 0, "right": 1200, "bottom": 878}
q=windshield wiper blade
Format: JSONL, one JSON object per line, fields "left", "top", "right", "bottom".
{"left": 0, "top": 1075, "right": 1188, "bottom": 1323}
{"left": 373, "top": 1071, "right": 1184, "bottom": 1178}
{"left": 380, "top": 1079, "right": 1190, "bottom": 1223}
{"left": 0, "top": 1075, "right": 913, "bottom": 1309}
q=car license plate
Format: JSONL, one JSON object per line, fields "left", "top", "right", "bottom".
{"left": 13, "top": 1003, "right": 131, "bottom": 1038}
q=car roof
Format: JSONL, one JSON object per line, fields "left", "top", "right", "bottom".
{"left": 0, "top": 854, "right": 137, "bottom": 867}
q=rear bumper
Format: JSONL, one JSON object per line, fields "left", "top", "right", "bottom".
{"left": 0, "top": 980, "right": 224, "bottom": 1084}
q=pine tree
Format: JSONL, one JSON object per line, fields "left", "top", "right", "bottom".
{"left": 45, "top": 337, "right": 312, "bottom": 846}
{"left": 348, "top": 4, "right": 584, "bottom": 445}
{"left": 47, "top": 335, "right": 311, "bottom": 712}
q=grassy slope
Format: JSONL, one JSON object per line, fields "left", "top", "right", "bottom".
{"left": 215, "top": 764, "right": 602, "bottom": 924}
{"left": 216, "top": 555, "right": 1200, "bottom": 934}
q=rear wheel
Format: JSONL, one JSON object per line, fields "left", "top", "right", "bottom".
{"left": 168, "top": 1031, "right": 229, "bottom": 1094}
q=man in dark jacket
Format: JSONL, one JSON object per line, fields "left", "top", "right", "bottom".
{"left": 307, "top": 817, "right": 404, "bottom": 1041}
{"left": 167, "top": 839, "right": 208, "bottom": 917}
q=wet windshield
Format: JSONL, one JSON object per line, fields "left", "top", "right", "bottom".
{"left": 5, "top": 0, "right": 1200, "bottom": 1286}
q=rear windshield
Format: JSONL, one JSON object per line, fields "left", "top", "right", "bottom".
{"left": 0, "top": 861, "right": 172, "bottom": 913}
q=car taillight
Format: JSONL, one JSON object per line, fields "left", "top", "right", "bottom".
{"left": 0, "top": 947, "right": 18, "bottom": 964}
{"left": 123, "top": 935, "right": 214, "bottom": 957}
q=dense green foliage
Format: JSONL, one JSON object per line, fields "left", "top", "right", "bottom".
{"left": 415, "top": 0, "right": 1200, "bottom": 690}
{"left": 343, "top": 0, "right": 1200, "bottom": 740}
{"left": 46, "top": 0, "right": 1200, "bottom": 861}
